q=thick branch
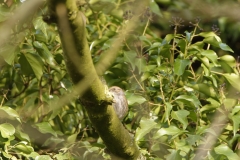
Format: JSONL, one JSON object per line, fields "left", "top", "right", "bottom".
{"left": 47, "top": 0, "right": 140, "bottom": 159}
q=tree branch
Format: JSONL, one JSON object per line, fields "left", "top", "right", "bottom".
{"left": 47, "top": 0, "right": 141, "bottom": 159}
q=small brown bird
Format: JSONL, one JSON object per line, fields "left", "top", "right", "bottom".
{"left": 109, "top": 86, "right": 128, "bottom": 120}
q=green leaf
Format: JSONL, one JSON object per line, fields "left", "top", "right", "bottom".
{"left": 214, "top": 144, "right": 240, "bottom": 160}
{"left": 124, "top": 51, "right": 137, "bottom": 70}
{"left": 199, "top": 32, "right": 221, "bottom": 42}
{"left": 171, "top": 110, "right": 190, "bottom": 129}
{"left": 186, "top": 83, "right": 217, "bottom": 99}
{"left": 164, "top": 102, "right": 172, "bottom": 122}
{"left": 232, "top": 115, "right": 240, "bottom": 136}
{"left": 33, "top": 41, "right": 60, "bottom": 71}
{"left": 154, "top": 126, "right": 185, "bottom": 139}
{"left": 149, "top": 1, "right": 162, "bottom": 17}
{"left": 221, "top": 73, "right": 240, "bottom": 92}
{"left": 219, "top": 43, "right": 234, "bottom": 53}
{"left": 125, "top": 92, "right": 146, "bottom": 105}
{"left": 15, "top": 130, "right": 30, "bottom": 142}
{"left": 203, "top": 36, "right": 220, "bottom": 47}
{"left": 35, "top": 155, "right": 53, "bottom": 160}
{"left": 135, "top": 117, "right": 157, "bottom": 141}
{"left": 0, "top": 106, "right": 21, "bottom": 122}
{"left": 0, "top": 44, "right": 18, "bottom": 65}
{"left": 0, "top": 123, "right": 15, "bottom": 138}
{"left": 19, "top": 52, "right": 44, "bottom": 80}
{"left": 34, "top": 122, "right": 57, "bottom": 137}
{"left": 218, "top": 55, "right": 236, "bottom": 68}
{"left": 135, "top": 58, "right": 146, "bottom": 74}
{"left": 33, "top": 16, "right": 48, "bottom": 38}
{"left": 166, "top": 150, "right": 182, "bottom": 160}
{"left": 200, "top": 98, "right": 220, "bottom": 112}
{"left": 175, "top": 95, "right": 201, "bottom": 108}
{"left": 67, "top": 133, "right": 78, "bottom": 144}
{"left": 90, "top": 0, "right": 116, "bottom": 14}
{"left": 139, "top": 36, "right": 152, "bottom": 45}
{"left": 13, "top": 142, "right": 34, "bottom": 154}
{"left": 201, "top": 50, "right": 218, "bottom": 65}
{"left": 174, "top": 59, "right": 190, "bottom": 76}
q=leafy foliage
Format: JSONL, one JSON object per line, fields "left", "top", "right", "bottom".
{"left": 0, "top": 0, "right": 240, "bottom": 159}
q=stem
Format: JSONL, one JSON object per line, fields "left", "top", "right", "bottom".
{"left": 142, "top": 18, "right": 149, "bottom": 36}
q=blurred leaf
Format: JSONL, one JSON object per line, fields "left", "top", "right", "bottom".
{"left": 214, "top": 144, "right": 240, "bottom": 160}
{"left": 90, "top": 0, "right": 116, "bottom": 13}
{"left": 165, "top": 150, "right": 181, "bottom": 160}
{"left": 171, "top": 110, "right": 190, "bottom": 129}
{"left": 149, "top": 1, "right": 162, "bottom": 17}
{"left": 15, "top": 130, "right": 30, "bottom": 142}
{"left": 0, "top": 44, "right": 18, "bottom": 65}
{"left": 135, "top": 117, "right": 157, "bottom": 141}
{"left": 0, "top": 123, "right": 15, "bottom": 138}
{"left": 232, "top": 115, "right": 240, "bottom": 136}
{"left": 154, "top": 126, "right": 185, "bottom": 139}
{"left": 34, "top": 122, "right": 57, "bottom": 137}
{"left": 124, "top": 51, "right": 137, "bottom": 70}
{"left": 218, "top": 55, "right": 236, "bottom": 68}
{"left": 221, "top": 73, "right": 240, "bottom": 92}
{"left": 126, "top": 92, "right": 146, "bottom": 105}
{"left": 35, "top": 155, "right": 53, "bottom": 160}
{"left": 13, "top": 142, "right": 34, "bottom": 154}
{"left": 0, "top": 106, "right": 21, "bottom": 122}
{"left": 135, "top": 58, "right": 146, "bottom": 74}
{"left": 186, "top": 83, "right": 217, "bottom": 99}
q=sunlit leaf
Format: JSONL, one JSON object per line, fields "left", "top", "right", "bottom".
{"left": 0, "top": 123, "right": 15, "bottom": 138}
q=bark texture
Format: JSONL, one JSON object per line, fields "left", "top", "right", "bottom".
{"left": 46, "top": 0, "right": 141, "bottom": 159}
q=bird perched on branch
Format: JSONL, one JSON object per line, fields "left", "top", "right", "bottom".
{"left": 109, "top": 86, "right": 128, "bottom": 121}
